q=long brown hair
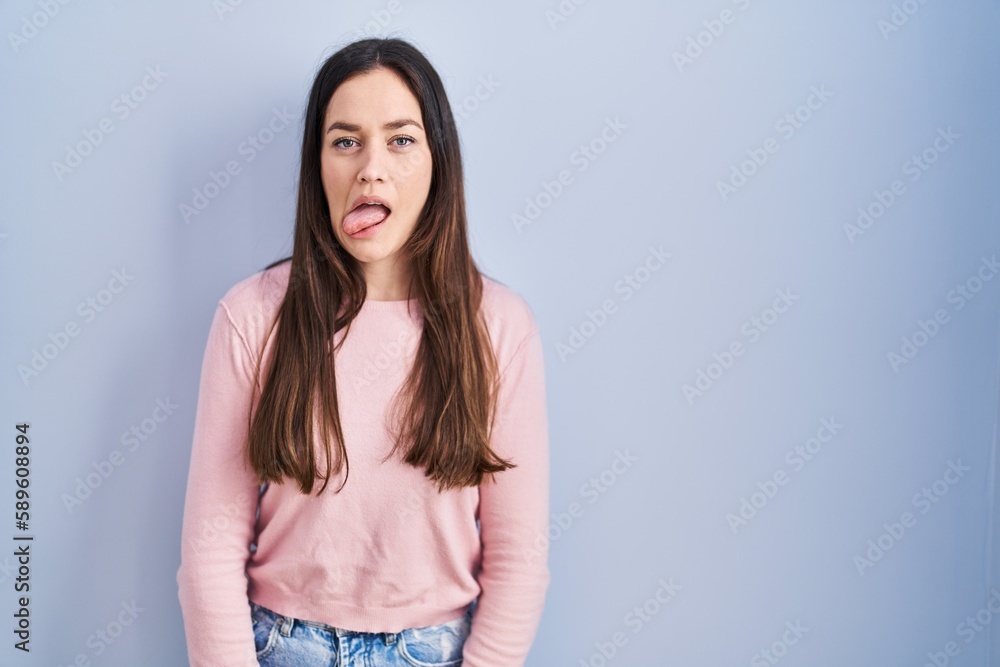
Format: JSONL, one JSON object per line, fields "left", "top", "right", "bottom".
{"left": 243, "top": 37, "right": 514, "bottom": 496}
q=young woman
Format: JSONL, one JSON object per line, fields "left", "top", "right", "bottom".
{"left": 176, "top": 37, "right": 551, "bottom": 666}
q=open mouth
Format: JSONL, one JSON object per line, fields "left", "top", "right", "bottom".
{"left": 343, "top": 199, "right": 392, "bottom": 238}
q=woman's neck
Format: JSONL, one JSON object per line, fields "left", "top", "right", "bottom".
{"left": 360, "top": 259, "right": 414, "bottom": 301}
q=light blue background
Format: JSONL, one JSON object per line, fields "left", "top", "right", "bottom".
{"left": 2, "top": 1, "right": 999, "bottom": 665}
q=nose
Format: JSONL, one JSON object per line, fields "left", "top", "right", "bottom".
{"left": 357, "top": 145, "right": 388, "bottom": 184}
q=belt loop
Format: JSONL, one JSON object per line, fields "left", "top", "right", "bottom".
{"left": 384, "top": 631, "right": 397, "bottom": 645}
{"left": 279, "top": 615, "right": 294, "bottom": 637}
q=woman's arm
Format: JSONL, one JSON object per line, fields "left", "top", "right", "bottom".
{"left": 462, "top": 326, "right": 552, "bottom": 666}
{"left": 176, "top": 301, "right": 265, "bottom": 667}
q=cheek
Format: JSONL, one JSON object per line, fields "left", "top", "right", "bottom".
{"left": 397, "top": 152, "right": 433, "bottom": 201}
{"left": 397, "top": 149, "right": 428, "bottom": 177}
{"left": 321, "top": 160, "right": 352, "bottom": 197}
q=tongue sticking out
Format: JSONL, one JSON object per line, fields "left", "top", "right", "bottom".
{"left": 343, "top": 204, "right": 390, "bottom": 235}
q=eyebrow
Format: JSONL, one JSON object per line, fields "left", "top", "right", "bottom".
{"left": 325, "top": 118, "right": 423, "bottom": 135}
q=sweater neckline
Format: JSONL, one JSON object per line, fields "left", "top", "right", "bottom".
{"left": 361, "top": 297, "right": 420, "bottom": 313}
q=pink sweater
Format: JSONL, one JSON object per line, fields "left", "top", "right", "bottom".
{"left": 176, "top": 261, "right": 551, "bottom": 666}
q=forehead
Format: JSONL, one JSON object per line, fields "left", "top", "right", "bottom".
{"left": 324, "top": 68, "right": 422, "bottom": 125}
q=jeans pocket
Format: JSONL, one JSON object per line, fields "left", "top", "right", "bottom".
{"left": 397, "top": 610, "right": 472, "bottom": 667}
{"left": 249, "top": 600, "right": 282, "bottom": 659}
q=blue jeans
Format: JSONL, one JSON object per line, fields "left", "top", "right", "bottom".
{"left": 250, "top": 599, "right": 474, "bottom": 666}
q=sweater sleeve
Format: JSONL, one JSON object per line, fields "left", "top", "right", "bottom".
{"left": 462, "top": 327, "right": 552, "bottom": 666}
{"left": 176, "top": 301, "right": 265, "bottom": 667}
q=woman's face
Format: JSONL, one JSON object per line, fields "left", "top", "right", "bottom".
{"left": 320, "top": 67, "right": 433, "bottom": 287}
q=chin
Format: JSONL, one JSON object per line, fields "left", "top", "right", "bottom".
{"left": 350, "top": 244, "right": 398, "bottom": 263}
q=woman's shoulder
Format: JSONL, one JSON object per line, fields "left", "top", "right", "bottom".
{"left": 479, "top": 273, "right": 541, "bottom": 352}
{"left": 215, "top": 259, "right": 292, "bottom": 334}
